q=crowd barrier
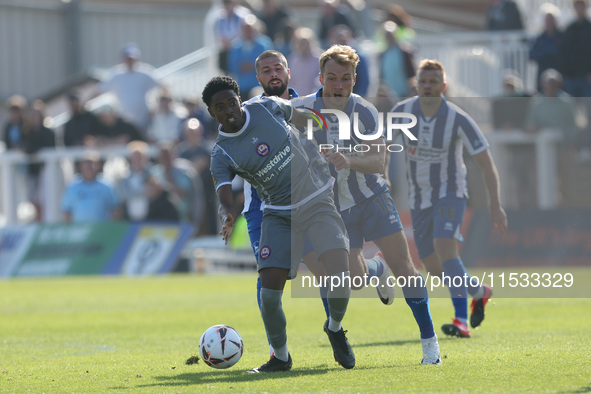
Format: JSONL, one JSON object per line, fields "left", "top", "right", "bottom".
{"left": 2, "top": 207, "right": 589, "bottom": 279}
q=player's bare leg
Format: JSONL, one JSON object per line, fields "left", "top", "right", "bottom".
{"left": 350, "top": 247, "right": 395, "bottom": 304}
{"left": 348, "top": 248, "right": 368, "bottom": 290}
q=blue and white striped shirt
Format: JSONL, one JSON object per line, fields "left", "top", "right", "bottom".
{"left": 390, "top": 96, "right": 489, "bottom": 210}
{"left": 295, "top": 90, "right": 387, "bottom": 211}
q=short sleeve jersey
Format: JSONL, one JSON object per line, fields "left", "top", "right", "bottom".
{"left": 241, "top": 88, "right": 299, "bottom": 214}
{"left": 210, "top": 96, "right": 332, "bottom": 210}
{"left": 294, "top": 90, "right": 387, "bottom": 211}
{"left": 390, "top": 96, "right": 489, "bottom": 210}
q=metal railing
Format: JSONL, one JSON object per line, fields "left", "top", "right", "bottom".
{"left": 1, "top": 29, "right": 562, "bottom": 225}
{"left": 413, "top": 30, "right": 535, "bottom": 97}
{"left": 51, "top": 45, "right": 218, "bottom": 131}
{"left": 0, "top": 128, "right": 564, "bottom": 226}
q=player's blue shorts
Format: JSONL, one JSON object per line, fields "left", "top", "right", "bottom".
{"left": 244, "top": 209, "right": 263, "bottom": 256}
{"left": 411, "top": 197, "right": 467, "bottom": 259}
{"left": 340, "top": 191, "right": 403, "bottom": 249}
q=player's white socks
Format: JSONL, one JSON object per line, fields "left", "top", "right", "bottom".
{"left": 421, "top": 334, "right": 442, "bottom": 365}
{"left": 273, "top": 344, "right": 289, "bottom": 362}
{"left": 328, "top": 317, "right": 342, "bottom": 332}
{"left": 472, "top": 285, "right": 485, "bottom": 300}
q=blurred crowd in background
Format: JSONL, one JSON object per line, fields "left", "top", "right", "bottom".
{"left": 2, "top": 0, "right": 591, "bottom": 232}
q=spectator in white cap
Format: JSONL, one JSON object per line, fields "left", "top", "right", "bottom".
{"left": 96, "top": 43, "right": 161, "bottom": 136}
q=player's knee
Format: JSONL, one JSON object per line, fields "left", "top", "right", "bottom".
{"left": 318, "top": 248, "right": 349, "bottom": 275}
{"left": 433, "top": 239, "right": 459, "bottom": 261}
{"left": 260, "top": 288, "right": 282, "bottom": 311}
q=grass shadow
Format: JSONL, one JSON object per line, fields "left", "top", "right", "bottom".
{"left": 560, "top": 385, "right": 591, "bottom": 394}
{"left": 115, "top": 366, "right": 329, "bottom": 389}
{"left": 353, "top": 339, "right": 419, "bottom": 348}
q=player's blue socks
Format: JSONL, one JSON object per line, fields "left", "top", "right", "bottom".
{"left": 256, "top": 276, "right": 263, "bottom": 310}
{"left": 365, "top": 256, "right": 384, "bottom": 278}
{"left": 442, "top": 257, "right": 472, "bottom": 324}
{"left": 401, "top": 273, "right": 435, "bottom": 339}
{"left": 319, "top": 284, "right": 330, "bottom": 318}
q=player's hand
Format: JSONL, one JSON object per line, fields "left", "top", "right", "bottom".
{"left": 383, "top": 175, "right": 391, "bottom": 190}
{"left": 325, "top": 152, "right": 350, "bottom": 171}
{"left": 219, "top": 213, "right": 235, "bottom": 245}
{"left": 490, "top": 205, "right": 508, "bottom": 234}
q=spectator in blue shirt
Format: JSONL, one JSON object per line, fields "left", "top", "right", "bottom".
{"left": 61, "top": 154, "right": 119, "bottom": 223}
{"left": 227, "top": 14, "right": 273, "bottom": 100}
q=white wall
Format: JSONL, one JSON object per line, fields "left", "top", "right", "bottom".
{"left": 0, "top": 0, "right": 209, "bottom": 102}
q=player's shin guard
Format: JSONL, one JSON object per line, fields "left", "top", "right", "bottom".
{"left": 442, "top": 258, "right": 469, "bottom": 322}
{"left": 326, "top": 271, "right": 351, "bottom": 325}
{"left": 260, "top": 288, "right": 287, "bottom": 357}
{"left": 401, "top": 273, "right": 435, "bottom": 339}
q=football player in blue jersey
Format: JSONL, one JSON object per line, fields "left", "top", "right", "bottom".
{"left": 296, "top": 45, "right": 441, "bottom": 365}
{"left": 390, "top": 59, "right": 508, "bottom": 338}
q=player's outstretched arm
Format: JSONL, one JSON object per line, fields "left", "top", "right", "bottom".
{"left": 216, "top": 184, "right": 235, "bottom": 244}
{"left": 325, "top": 137, "right": 386, "bottom": 173}
{"left": 289, "top": 107, "right": 311, "bottom": 128}
{"left": 473, "top": 149, "right": 508, "bottom": 233}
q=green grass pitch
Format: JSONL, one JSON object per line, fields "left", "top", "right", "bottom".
{"left": 1, "top": 271, "right": 590, "bottom": 393}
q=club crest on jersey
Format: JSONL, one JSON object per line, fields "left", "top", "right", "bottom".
{"left": 256, "top": 142, "right": 270, "bottom": 157}
{"left": 260, "top": 246, "right": 271, "bottom": 260}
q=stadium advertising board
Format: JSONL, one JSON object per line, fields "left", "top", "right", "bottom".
{"left": 0, "top": 225, "right": 38, "bottom": 278}
{"left": 5, "top": 222, "right": 193, "bottom": 277}
{"left": 118, "top": 223, "right": 194, "bottom": 275}
{"left": 9, "top": 222, "right": 130, "bottom": 276}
